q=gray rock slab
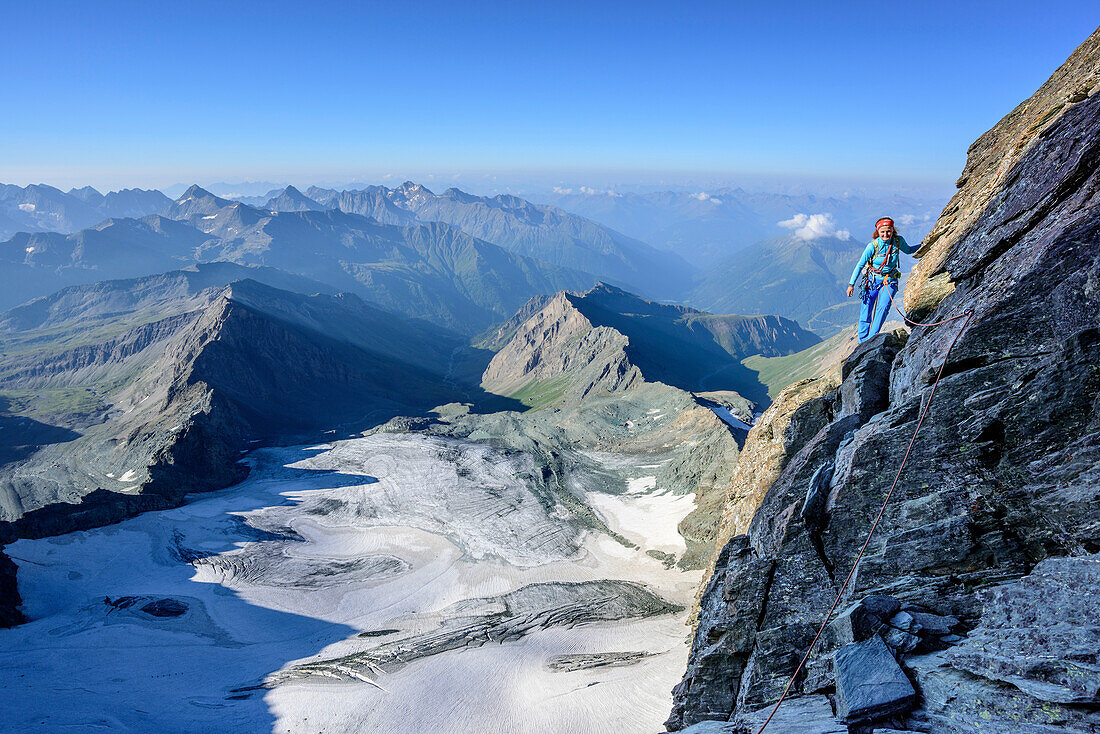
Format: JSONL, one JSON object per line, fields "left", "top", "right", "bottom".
{"left": 946, "top": 554, "right": 1100, "bottom": 705}
{"left": 830, "top": 594, "right": 901, "bottom": 647}
{"left": 907, "top": 651, "right": 1100, "bottom": 733}
{"left": 882, "top": 626, "right": 921, "bottom": 654}
{"left": 834, "top": 636, "right": 916, "bottom": 723}
{"left": 735, "top": 695, "right": 846, "bottom": 734}
{"left": 677, "top": 721, "right": 741, "bottom": 734}
{"left": 882, "top": 611, "right": 922, "bottom": 653}
{"left": 906, "top": 611, "right": 959, "bottom": 636}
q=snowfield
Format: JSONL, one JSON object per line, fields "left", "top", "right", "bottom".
{"left": 0, "top": 433, "right": 700, "bottom": 733}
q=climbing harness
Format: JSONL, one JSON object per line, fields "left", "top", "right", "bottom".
{"left": 867, "top": 237, "right": 898, "bottom": 278}
{"left": 857, "top": 238, "right": 899, "bottom": 301}
{"left": 754, "top": 293, "right": 974, "bottom": 734}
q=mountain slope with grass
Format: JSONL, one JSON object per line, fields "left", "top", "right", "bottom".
{"left": 483, "top": 283, "right": 819, "bottom": 408}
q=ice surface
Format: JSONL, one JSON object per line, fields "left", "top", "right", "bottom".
{"left": 707, "top": 404, "right": 753, "bottom": 432}
{"left": 0, "top": 433, "right": 700, "bottom": 733}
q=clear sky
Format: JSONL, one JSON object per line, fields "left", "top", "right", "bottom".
{"left": 1, "top": 1, "right": 1095, "bottom": 191}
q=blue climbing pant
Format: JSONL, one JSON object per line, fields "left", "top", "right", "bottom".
{"left": 859, "top": 278, "right": 897, "bottom": 343}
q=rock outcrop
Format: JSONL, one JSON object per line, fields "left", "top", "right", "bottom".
{"left": 668, "top": 27, "right": 1100, "bottom": 733}
{"left": 481, "top": 289, "right": 643, "bottom": 406}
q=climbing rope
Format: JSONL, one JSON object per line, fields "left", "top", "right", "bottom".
{"left": 753, "top": 291, "right": 973, "bottom": 734}
{"left": 885, "top": 281, "right": 972, "bottom": 328}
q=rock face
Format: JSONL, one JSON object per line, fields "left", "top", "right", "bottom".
{"left": 668, "top": 28, "right": 1100, "bottom": 733}
{"left": 907, "top": 29, "right": 1100, "bottom": 317}
{"left": 945, "top": 554, "right": 1100, "bottom": 706}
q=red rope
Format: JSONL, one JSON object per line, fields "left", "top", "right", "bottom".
{"left": 885, "top": 280, "right": 967, "bottom": 328}
{"left": 753, "top": 303, "right": 973, "bottom": 733}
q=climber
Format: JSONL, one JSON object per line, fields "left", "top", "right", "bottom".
{"left": 846, "top": 217, "right": 917, "bottom": 342}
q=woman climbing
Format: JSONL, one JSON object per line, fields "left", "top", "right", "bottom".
{"left": 846, "top": 217, "right": 917, "bottom": 342}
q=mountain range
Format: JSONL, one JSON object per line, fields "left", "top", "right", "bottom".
{"left": 0, "top": 184, "right": 171, "bottom": 240}
{"left": 1, "top": 180, "right": 940, "bottom": 336}
{"left": 301, "top": 181, "right": 696, "bottom": 299}
{"left": 1, "top": 186, "right": 600, "bottom": 334}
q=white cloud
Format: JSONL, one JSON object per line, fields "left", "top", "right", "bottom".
{"left": 897, "top": 214, "right": 917, "bottom": 226}
{"left": 562, "top": 186, "right": 621, "bottom": 197}
{"left": 778, "top": 213, "right": 851, "bottom": 241}
{"left": 25, "top": 246, "right": 35, "bottom": 253}
{"left": 18, "top": 203, "right": 35, "bottom": 212}
{"left": 690, "top": 192, "right": 722, "bottom": 204}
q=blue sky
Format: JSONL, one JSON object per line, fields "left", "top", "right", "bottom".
{"left": 0, "top": 1, "right": 1095, "bottom": 191}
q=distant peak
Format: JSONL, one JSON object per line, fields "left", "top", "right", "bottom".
{"left": 180, "top": 184, "right": 213, "bottom": 199}
{"left": 585, "top": 282, "right": 632, "bottom": 297}
{"left": 396, "top": 181, "right": 433, "bottom": 196}
{"left": 442, "top": 187, "right": 478, "bottom": 203}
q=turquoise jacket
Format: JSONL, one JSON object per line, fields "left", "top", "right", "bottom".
{"left": 849, "top": 236, "right": 918, "bottom": 285}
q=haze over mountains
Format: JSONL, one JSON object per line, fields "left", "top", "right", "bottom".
{"left": 688, "top": 232, "right": 914, "bottom": 334}
{"left": 0, "top": 180, "right": 945, "bottom": 337}
{"left": 542, "top": 187, "right": 942, "bottom": 267}
{"left": 0, "top": 184, "right": 170, "bottom": 240}
{"left": 1, "top": 186, "right": 600, "bottom": 333}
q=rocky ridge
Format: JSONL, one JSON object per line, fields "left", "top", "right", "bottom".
{"left": 668, "top": 28, "right": 1100, "bottom": 733}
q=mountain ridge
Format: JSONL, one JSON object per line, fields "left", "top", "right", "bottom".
{"left": 483, "top": 283, "right": 819, "bottom": 409}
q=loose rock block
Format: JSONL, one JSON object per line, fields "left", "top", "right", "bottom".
{"left": 834, "top": 636, "right": 916, "bottom": 723}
